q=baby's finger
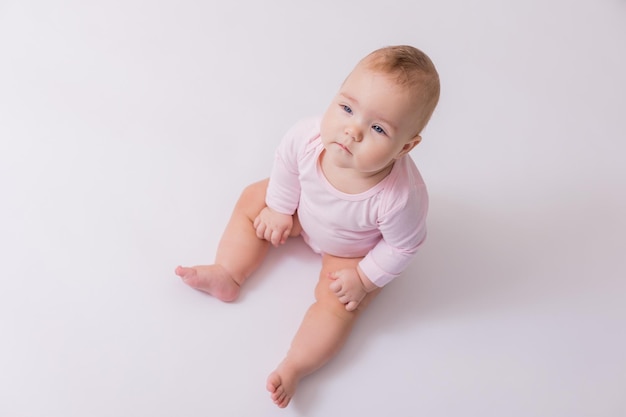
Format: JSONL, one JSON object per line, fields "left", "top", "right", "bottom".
{"left": 270, "top": 230, "right": 282, "bottom": 247}
{"left": 329, "top": 281, "right": 341, "bottom": 293}
{"left": 255, "top": 223, "right": 266, "bottom": 240}
{"left": 345, "top": 301, "right": 359, "bottom": 312}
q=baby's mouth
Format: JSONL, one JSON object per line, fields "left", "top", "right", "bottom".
{"left": 335, "top": 142, "right": 352, "bottom": 154}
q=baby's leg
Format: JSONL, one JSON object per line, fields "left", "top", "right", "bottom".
{"left": 266, "top": 254, "right": 380, "bottom": 408}
{"left": 175, "top": 179, "right": 274, "bottom": 302}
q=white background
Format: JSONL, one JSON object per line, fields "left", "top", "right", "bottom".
{"left": 1, "top": 1, "right": 625, "bottom": 416}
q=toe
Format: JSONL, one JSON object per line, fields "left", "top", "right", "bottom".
{"left": 271, "top": 386, "right": 284, "bottom": 402}
{"left": 175, "top": 266, "right": 191, "bottom": 277}
{"left": 278, "top": 395, "right": 290, "bottom": 408}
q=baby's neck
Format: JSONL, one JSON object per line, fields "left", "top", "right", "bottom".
{"left": 320, "top": 152, "right": 394, "bottom": 194}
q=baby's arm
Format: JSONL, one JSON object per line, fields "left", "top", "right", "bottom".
{"left": 253, "top": 207, "right": 293, "bottom": 247}
{"left": 330, "top": 176, "right": 428, "bottom": 309}
{"left": 329, "top": 266, "right": 378, "bottom": 312}
{"left": 261, "top": 120, "right": 319, "bottom": 246}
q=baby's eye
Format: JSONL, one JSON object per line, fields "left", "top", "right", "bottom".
{"left": 372, "top": 125, "right": 386, "bottom": 135}
{"left": 341, "top": 105, "right": 353, "bottom": 114}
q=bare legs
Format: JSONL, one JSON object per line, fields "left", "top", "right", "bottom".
{"left": 175, "top": 179, "right": 272, "bottom": 301}
{"left": 266, "top": 254, "right": 380, "bottom": 407}
{"left": 175, "top": 179, "right": 380, "bottom": 408}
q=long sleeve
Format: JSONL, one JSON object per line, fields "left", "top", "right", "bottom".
{"left": 265, "top": 119, "right": 319, "bottom": 214}
{"left": 358, "top": 175, "right": 429, "bottom": 287}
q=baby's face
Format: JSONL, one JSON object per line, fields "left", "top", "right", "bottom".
{"left": 320, "top": 65, "right": 422, "bottom": 177}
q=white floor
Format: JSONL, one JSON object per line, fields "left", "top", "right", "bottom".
{"left": 1, "top": 1, "right": 625, "bottom": 416}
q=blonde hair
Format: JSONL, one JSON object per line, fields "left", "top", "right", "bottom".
{"left": 360, "top": 45, "right": 440, "bottom": 134}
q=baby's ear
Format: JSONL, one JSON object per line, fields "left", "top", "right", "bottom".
{"left": 398, "top": 135, "right": 422, "bottom": 157}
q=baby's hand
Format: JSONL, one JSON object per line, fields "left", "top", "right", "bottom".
{"left": 328, "top": 268, "right": 368, "bottom": 312}
{"left": 253, "top": 207, "right": 293, "bottom": 247}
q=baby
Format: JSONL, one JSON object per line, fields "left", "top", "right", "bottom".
{"left": 175, "top": 45, "right": 440, "bottom": 408}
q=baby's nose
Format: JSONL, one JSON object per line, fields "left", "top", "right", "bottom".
{"left": 345, "top": 124, "right": 363, "bottom": 141}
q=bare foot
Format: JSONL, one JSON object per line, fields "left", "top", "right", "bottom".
{"left": 266, "top": 362, "right": 301, "bottom": 408}
{"left": 174, "top": 265, "right": 240, "bottom": 302}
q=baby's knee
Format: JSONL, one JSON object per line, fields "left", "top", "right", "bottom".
{"left": 236, "top": 179, "right": 269, "bottom": 215}
{"left": 314, "top": 283, "right": 357, "bottom": 318}
{"left": 315, "top": 272, "right": 381, "bottom": 316}
{"left": 240, "top": 179, "right": 269, "bottom": 201}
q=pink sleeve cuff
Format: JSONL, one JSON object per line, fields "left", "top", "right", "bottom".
{"left": 358, "top": 255, "right": 398, "bottom": 288}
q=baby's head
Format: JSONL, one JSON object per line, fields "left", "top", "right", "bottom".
{"left": 353, "top": 45, "right": 440, "bottom": 136}
{"left": 319, "top": 46, "right": 440, "bottom": 178}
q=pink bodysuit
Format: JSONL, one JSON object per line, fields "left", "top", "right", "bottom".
{"left": 266, "top": 117, "right": 428, "bottom": 287}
